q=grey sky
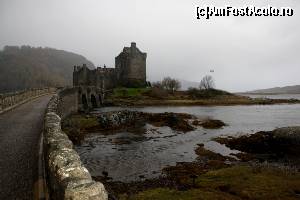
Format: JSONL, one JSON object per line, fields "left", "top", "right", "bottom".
{"left": 0, "top": 0, "right": 299, "bottom": 92}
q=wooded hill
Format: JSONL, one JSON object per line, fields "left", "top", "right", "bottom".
{"left": 0, "top": 45, "right": 95, "bottom": 93}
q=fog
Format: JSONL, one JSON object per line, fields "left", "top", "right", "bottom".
{"left": 0, "top": 0, "right": 299, "bottom": 92}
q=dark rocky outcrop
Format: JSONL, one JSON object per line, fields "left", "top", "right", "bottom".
{"left": 62, "top": 111, "right": 226, "bottom": 145}
{"left": 89, "top": 111, "right": 195, "bottom": 133}
{"left": 192, "top": 119, "right": 226, "bottom": 129}
{"left": 215, "top": 127, "right": 300, "bottom": 161}
{"left": 95, "top": 111, "right": 226, "bottom": 133}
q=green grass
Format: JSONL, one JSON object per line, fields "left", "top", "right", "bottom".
{"left": 120, "top": 165, "right": 300, "bottom": 200}
{"left": 62, "top": 114, "right": 99, "bottom": 131}
{"left": 61, "top": 114, "right": 99, "bottom": 144}
{"left": 120, "top": 188, "right": 239, "bottom": 200}
{"left": 112, "top": 87, "right": 150, "bottom": 97}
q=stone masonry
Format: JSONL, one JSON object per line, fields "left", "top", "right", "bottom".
{"left": 73, "top": 42, "right": 147, "bottom": 89}
{"left": 0, "top": 88, "right": 55, "bottom": 114}
{"left": 44, "top": 89, "right": 108, "bottom": 200}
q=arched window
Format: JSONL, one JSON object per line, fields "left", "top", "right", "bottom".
{"left": 98, "top": 94, "right": 103, "bottom": 105}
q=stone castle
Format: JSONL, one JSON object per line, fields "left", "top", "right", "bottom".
{"left": 73, "top": 42, "right": 147, "bottom": 89}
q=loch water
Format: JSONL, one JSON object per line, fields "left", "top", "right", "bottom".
{"left": 75, "top": 102, "right": 300, "bottom": 182}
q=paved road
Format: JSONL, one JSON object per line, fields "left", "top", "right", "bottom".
{"left": 0, "top": 95, "right": 52, "bottom": 200}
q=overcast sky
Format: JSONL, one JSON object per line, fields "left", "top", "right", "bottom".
{"left": 0, "top": 0, "right": 299, "bottom": 92}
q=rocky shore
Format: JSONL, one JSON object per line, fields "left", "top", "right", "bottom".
{"left": 93, "top": 145, "right": 235, "bottom": 199}
{"left": 215, "top": 126, "right": 300, "bottom": 165}
{"left": 93, "top": 141, "right": 300, "bottom": 200}
{"left": 62, "top": 110, "right": 300, "bottom": 200}
{"left": 91, "top": 126, "right": 300, "bottom": 200}
{"left": 62, "top": 110, "right": 226, "bottom": 144}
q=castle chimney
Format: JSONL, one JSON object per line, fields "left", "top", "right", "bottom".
{"left": 131, "top": 42, "right": 136, "bottom": 48}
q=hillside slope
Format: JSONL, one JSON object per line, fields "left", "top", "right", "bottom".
{"left": 248, "top": 85, "right": 300, "bottom": 94}
{"left": 0, "top": 45, "right": 95, "bottom": 92}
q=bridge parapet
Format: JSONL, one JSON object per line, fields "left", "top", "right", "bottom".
{"left": 44, "top": 88, "right": 108, "bottom": 200}
{"left": 0, "top": 88, "right": 55, "bottom": 114}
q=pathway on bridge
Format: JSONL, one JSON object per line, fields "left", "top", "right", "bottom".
{"left": 0, "top": 95, "right": 52, "bottom": 200}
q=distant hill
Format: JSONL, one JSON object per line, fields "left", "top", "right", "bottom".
{"left": 0, "top": 45, "right": 95, "bottom": 93}
{"left": 247, "top": 85, "right": 300, "bottom": 94}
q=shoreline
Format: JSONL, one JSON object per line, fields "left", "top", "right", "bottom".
{"left": 62, "top": 108, "right": 300, "bottom": 199}
{"left": 93, "top": 139, "right": 300, "bottom": 200}
{"left": 106, "top": 98, "right": 300, "bottom": 107}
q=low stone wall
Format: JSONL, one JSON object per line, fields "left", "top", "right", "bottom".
{"left": 56, "top": 87, "right": 79, "bottom": 120}
{"left": 0, "top": 88, "right": 55, "bottom": 114}
{"left": 44, "top": 88, "right": 108, "bottom": 200}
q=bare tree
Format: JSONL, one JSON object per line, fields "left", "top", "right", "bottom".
{"left": 199, "top": 75, "right": 215, "bottom": 90}
{"left": 171, "top": 79, "right": 181, "bottom": 92}
{"left": 161, "top": 77, "right": 181, "bottom": 93}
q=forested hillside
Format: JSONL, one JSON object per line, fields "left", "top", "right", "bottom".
{"left": 0, "top": 45, "right": 95, "bottom": 92}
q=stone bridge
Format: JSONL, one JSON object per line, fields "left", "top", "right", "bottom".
{"left": 77, "top": 86, "right": 105, "bottom": 110}
{"left": 57, "top": 86, "right": 111, "bottom": 113}
{"left": 0, "top": 87, "right": 108, "bottom": 200}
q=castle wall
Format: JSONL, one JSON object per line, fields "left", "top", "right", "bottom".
{"left": 115, "top": 42, "right": 147, "bottom": 87}
{"left": 73, "top": 42, "right": 147, "bottom": 90}
{"left": 73, "top": 66, "right": 116, "bottom": 90}
{"left": 95, "top": 68, "right": 117, "bottom": 89}
{"left": 127, "top": 55, "right": 146, "bottom": 86}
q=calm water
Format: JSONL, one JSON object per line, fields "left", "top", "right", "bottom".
{"left": 76, "top": 104, "right": 300, "bottom": 182}
{"left": 240, "top": 93, "right": 300, "bottom": 100}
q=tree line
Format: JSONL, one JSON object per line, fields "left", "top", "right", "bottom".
{"left": 152, "top": 75, "right": 215, "bottom": 93}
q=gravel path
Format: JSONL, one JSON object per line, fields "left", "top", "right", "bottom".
{"left": 0, "top": 95, "right": 51, "bottom": 200}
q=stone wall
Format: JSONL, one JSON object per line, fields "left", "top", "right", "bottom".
{"left": 56, "top": 87, "right": 79, "bottom": 120}
{"left": 115, "top": 42, "right": 147, "bottom": 87}
{"left": 44, "top": 88, "right": 108, "bottom": 200}
{"left": 0, "top": 88, "right": 55, "bottom": 114}
{"left": 73, "top": 42, "right": 147, "bottom": 90}
{"left": 73, "top": 65, "right": 117, "bottom": 90}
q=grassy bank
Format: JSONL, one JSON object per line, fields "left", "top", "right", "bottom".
{"left": 106, "top": 87, "right": 300, "bottom": 106}
{"left": 120, "top": 165, "right": 300, "bottom": 200}
{"left": 97, "top": 144, "right": 300, "bottom": 200}
{"left": 112, "top": 87, "right": 150, "bottom": 98}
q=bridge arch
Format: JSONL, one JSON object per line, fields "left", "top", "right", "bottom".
{"left": 90, "top": 94, "right": 97, "bottom": 108}
{"left": 77, "top": 86, "right": 104, "bottom": 111}
{"left": 81, "top": 94, "right": 88, "bottom": 110}
{"left": 98, "top": 94, "right": 103, "bottom": 105}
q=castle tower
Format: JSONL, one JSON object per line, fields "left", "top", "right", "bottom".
{"left": 115, "top": 42, "right": 147, "bottom": 87}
